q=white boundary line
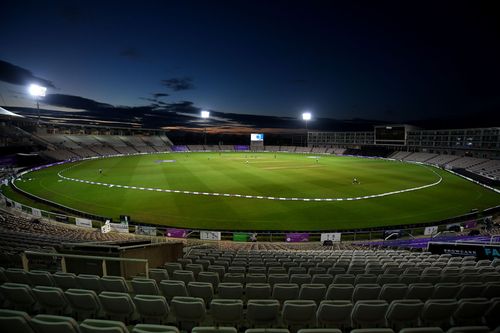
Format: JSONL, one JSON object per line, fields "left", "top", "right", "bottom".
{"left": 53, "top": 158, "right": 444, "bottom": 202}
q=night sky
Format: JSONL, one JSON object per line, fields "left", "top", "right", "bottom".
{"left": 1, "top": 0, "right": 499, "bottom": 131}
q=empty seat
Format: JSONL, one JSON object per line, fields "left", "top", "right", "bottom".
{"left": 311, "top": 274, "right": 333, "bottom": 285}
{"left": 197, "top": 272, "right": 220, "bottom": 290}
{"left": 132, "top": 278, "right": 160, "bottom": 295}
{"left": 299, "top": 284, "right": 326, "bottom": 305}
{"left": 5, "top": 268, "right": 31, "bottom": 285}
{"left": 132, "top": 323, "right": 179, "bottom": 333}
{"left": 376, "top": 274, "right": 399, "bottom": 285}
{"left": 290, "top": 274, "right": 312, "bottom": 286}
{"left": 30, "top": 314, "right": 80, "bottom": 333}
{"left": 27, "top": 270, "right": 55, "bottom": 287}
{"left": 246, "top": 283, "right": 271, "bottom": 300}
{"left": 134, "top": 294, "right": 170, "bottom": 324}
{"left": 316, "top": 300, "right": 352, "bottom": 328}
{"left": 164, "top": 263, "right": 183, "bottom": 277}
{"left": 351, "top": 300, "right": 388, "bottom": 328}
{"left": 481, "top": 282, "right": 500, "bottom": 298}
{"left": 431, "top": 283, "right": 460, "bottom": 299}
{"left": 456, "top": 283, "right": 484, "bottom": 299}
{"left": 80, "top": 319, "right": 128, "bottom": 333}
{"left": 170, "top": 296, "right": 206, "bottom": 327}
{"left": 148, "top": 269, "right": 169, "bottom": 284}
{"left": 210, "top": 299, "right": 243, "bottom": 327}
{"left": 452, "top": 298, "right": 491, "bottom": 326}
{"left": 0, "top": 282, "right": 37, "bottom": 312}
{"left": 65, "top": 288, "right": 101, "bottom": 320}
{"left": 353, "top": 284, "right": 381, "bottom": 302}
{"left": 187, "top": 282, "right": 214, "bottom": 305}
{"left": 76, "top": 274, "right": 102, "bottom": 293}
{"left": 191, "top": 327, "right": 237, "bottom": 333}
{"left": 282, "top": 300, "right": 317, "bottom": 328}
{"left": 0, "top": 309, "right": 35, "bottom": 333}
{"left": 246, "top": 273, "right": 267, "bottom": 284}
{"left": 159, "top": 280, "right": 188, "bottom": 302}
{"left": 218, "top": 283, "right": 243, "bottom": 299}
{"left": 101, "top": 276, "right": 129, "bottom": 293}
{"left": 32, "top": 286, "right": 70, "bottom": 315}
{"left": 246, "top": 299, "right": 280, "bottom": 327}
{"left": 207, "top": 265, "right": 226, "bottom": 278}
{"left": 385, "top": 299, "right": 424, "bottom": 331}
{"left": 326, "top": 284, "right": 354, "bottom": 301}
{"left": 223, "top": 273, "right": 245, "bottom": 284}
{"left": 378, "top": 284, "right": 408, "bottom": 303}
{"left": 406, "top": 283, "right": 434, "bottom": 301}
{"left": 99, "top": 291, "right": 137, "bottom": 323}
{"left": 420, "top": 299, "right": 458, "bottom": 327}
{"left": 398, "top": 327, "right": 443, "bottom": 333}
{"left": 333, "top": 274, "right": 355, "bottom": 285}
{"left": 185, "top": 264, "right": 204, "bottom": 278}
{"left": 446, "top": 327, "right": 490, "bottom": 333}
{"left": 268, "top": 274, "right": 290, "bottom": 285}
{"left": 53, "top": 273, "right": 78, "bottom": 290}
{"left": 399, "top": 274, "right": 420, "bottom": 285}
{"left": 272, "top": 283, "right": 299, "bottom": 304}
{"left": 355, "top": 274, "right": 378, "bottom": 285}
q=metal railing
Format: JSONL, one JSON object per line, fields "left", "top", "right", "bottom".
{"left": 22, "top": 250, "right": 149, "bottom": 278}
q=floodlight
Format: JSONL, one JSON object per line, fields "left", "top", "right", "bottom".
{"left": 302, "top": 112, "right": 311, "bottom": 121}
{"left": 28, "top": 84, "right": 47, "bottom": 97}
{"left": 201, "top": 110, "right": 210, "bottom": 118}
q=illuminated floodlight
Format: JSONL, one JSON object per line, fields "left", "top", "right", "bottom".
{"left": 28, "top": 84, "right": 47, "bottom": 97}
{"left": 201, "top": 110, "right": 210, "bottom": 118}
{"left": 302, "top": 112, "right": 311, "bottom": 121}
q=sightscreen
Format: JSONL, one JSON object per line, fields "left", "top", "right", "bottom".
{"left": 250, "top": 133, "right": 264, "bottom": 141}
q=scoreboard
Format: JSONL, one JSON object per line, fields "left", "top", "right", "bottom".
{"left": 374, "top": 125, "right": 413, "bottom": 145}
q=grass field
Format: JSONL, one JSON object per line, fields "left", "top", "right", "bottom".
{"left": 9, "top": 152, "right": 500, "bottom": 231}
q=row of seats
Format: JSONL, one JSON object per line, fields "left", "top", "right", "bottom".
{"left": 2, "top": 282, "right": 499, "bottom": 329}
{"left": 2, "top": 309, "right": 498, "bottom": 333}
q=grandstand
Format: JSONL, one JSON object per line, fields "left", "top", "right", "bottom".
{"left": 0, "top": 114, "right": 500, "bottom": 333}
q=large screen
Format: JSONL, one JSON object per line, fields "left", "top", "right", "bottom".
{"left": 251, "top": 133, "right": 264, "bottom": 141}
{"left": 375, "top": 126, "right": 405, "bottom": 141}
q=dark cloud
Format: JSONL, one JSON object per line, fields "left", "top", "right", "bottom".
{"left": 119, "top": 47, "right": 142, "bottom": 60}
{"left": 44, "top": 94, "right": 112, "bottom": 110}
{"left": 0, "top": 60, "right": 55, "bottom": 88}
{"left": 161, "top": 77, "right": 194, "bottom": 91}
{"left": 153, "top": 93, "right": 169, "bottom": 99}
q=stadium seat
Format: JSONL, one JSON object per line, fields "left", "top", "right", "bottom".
{"left": 245, "top": 329, "right": 290, "bottom": 333}
{"left": 164, "top": 263, "right": 183, "bottom": 277}
{"left": 132, "top": 323, "right": 179, "bottom": 333}
{"left": 246, "top": 283, "right": 272, "bottom": 300}
{"left": 76, "top": 274, "right": 103, "bottom": 293}
{"left": 101, "top": 276, "right": 129, "bottom": 293}
{"left": 5, "top": 268, "right": 31, "bottom": 285}
{"left": 98, "top": 291, "right": 137, "bottom": 323}
{"left": 0, "top": 309, "right": 35, "bottom": 333}
{"left": 298, "top": 283, "right": 326, "bottom": 305}
{"left": 398, "top": 328, "right": 443, "bottom": 333}
{"left": 197, "top": 272, "right": 220, "bottom": 289}
{"left": 455, "top": 282, "right": 484, "bottom": 299}
{"left": 210, "top": 299, "right": 243, "bottom": 327}
{"left": 431, "top": 283, "right": 460, "bottom": 299}
{"left": 326, "top": 284, "right": 354, "bottom": 300}
{"left": 378, "top": 284, "right": 408, "bottom": 303}
{"left": 482, "top": 282, "right": 500, "bottom": 298}
{"left": 246, "top": 299, "right": 281, "bottom": 327}
{"left": 355, "top": 274, "right": 378, "bottom": 285}
{"left": 353, "top": 284, "right": 381, "bottom": 302}
{"left": 30, "top": 314, "right": 80, "bottom": 333}
{"left": 133, "top": 294, "right": 170, "bottom": 324}
{"left": 53, "top": 273, "right": 78, "bottom": 290}
{"left": 207, "top": 265, "right": 226, "bottom": 279}
{"left": 0, "top": 282, "right": 37, "bottom": 312}
{"left": 316, "top": 300, "right": 352, "bottom": 328}
{"left": 311, "top": 274, "right": 333, "bottom": 285}
{"left": 27, "top": 270, "right": 55, "bottom": 287}
{"left": 272, "top": 283, "right": 299, "bottom": 304}
{"left": 399, "top": 274, "right": 420, "bottom": 285}
{"left": 297, "top": 329, "right": 342, "bottom": 333}
{"left": 223, "top": 273, "right": 245, "bottom": 284}
{"left": 132, "top": 278, "right": 160, "bottom": 295}
{"left": 64, "top": 288, "right": 101, "bottom": 320}
{"left": 268, "top": 274, "right": 290, "bottom": 285}
{"left": 420, "top": 299, "right": 458, "bottom": 327}
{"left": 159, "top": 280, "right": 188, "bottom": 302}
{"left": 406, "top": 283, "right": 434, "bottom": 301}
{"left": 32, "top": 286, "right": 70, "bottom": 315}
{"left": 80, "top": 319, "right": 128, "bottom": 333}
{"left": 246, "top": 273, "right": 267, "bottom": 284}
{"left": 446, "top": 327, "right": 490, "bottom": 333}
{"left": 484, "top": 297, "right": 500, "bottom": 328}
{"left": 385, "top": 299, "right": 424, "bottom": 331}
{"left": 185, "top": 264, "right": 204, "bottom": 278}
{"left": 170, "top": 296, "right": 206, "bottom": 327}
{"left": 351, "top": 300, "right": 388, "bottom": 328}
{"left": 148, "top": 269, "right": 169, "bottom": 284}
{"left": 452, "top": 298, "right": 491, "bottom": 326}
{"left": 187, "top": 282, "right": 214, "bottom": 305}
{"left": 218, "top": 283, "right": 243, "bottom": 299}
{"left": 333, "top": 274, "right": 355, "bottom": 285}
{"left": 191, "top": 327, "right": 237, "bottom": 333}
{"left": 282, "top": 300, "right": 317, "bottom": 328}
{"left": 376, "top": 274, "right": 399, "bottom": 285}
{"left": 350, "top": 330, "right": 394, "bottom": 333}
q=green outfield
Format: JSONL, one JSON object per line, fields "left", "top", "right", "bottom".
{"left": 8, "top": 152, "right": 500, "bottom": 231}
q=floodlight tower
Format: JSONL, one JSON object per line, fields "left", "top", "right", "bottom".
{"left": 201, "top": 110, "right": 210, "bottom": 145}
{"left": 28, "top": 84, "right": 47, "bottom": 124}
{"left": 302, "top": 112, "right": 312, "bottom": 147}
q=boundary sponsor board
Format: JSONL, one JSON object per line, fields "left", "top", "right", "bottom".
{"left": 200, "top": 231, "right": 221, "bottom": 241}
{"left": 428, "top": 241, "right": 500, "bottom": 260}
{"left": 76, "top": 217, "right": 93, "bottom": 228}
{"left": 286, "top": 233, "right": 309, "bottom": 242}
{"left": 424, "top": 226, "right": 438, "bottom": 236}
{"left": 320, "top": 233, "right": 341, "bottom": 242}
{"left": 135, "top": 225, "right": 157, "bottom": 236}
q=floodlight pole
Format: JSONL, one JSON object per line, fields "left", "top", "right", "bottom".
{"left": 201, "top": 110, "right": 210, "bottom": 146}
